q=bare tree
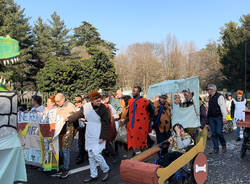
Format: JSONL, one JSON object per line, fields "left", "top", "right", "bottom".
{"left": 114, "top": 35, "right": 223, "bottom": 92}
{"left": 114, "top": 42, "right": 165, "bottom": 91}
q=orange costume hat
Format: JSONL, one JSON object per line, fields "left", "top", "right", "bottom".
{"left": 89, "top": 91, "right": 102, "bottom": 101}
{"left": 237, "top": 90, "right": 243, "bottom": 95}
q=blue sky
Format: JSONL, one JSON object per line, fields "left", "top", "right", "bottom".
{"left": 16, "top": 0, "right": 250, "bottom": 51}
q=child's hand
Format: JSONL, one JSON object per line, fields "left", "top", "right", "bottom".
{"left": 168, "top": 137, "right": 173, "bottom": 145}
{"left": 174, "top": 126, "right": 181, "bottom": 136}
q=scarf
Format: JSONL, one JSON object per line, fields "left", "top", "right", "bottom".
{"left": 131, "top": 96, "right": 142, "bottom": 128}
{"left": 153, "top": 104, "right": 163, "bottom": 129}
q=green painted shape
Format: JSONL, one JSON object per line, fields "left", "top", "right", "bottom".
{"left": 0, "top": 36, "right": 20, "bottom": 91}
{"left": 0, "top": 83, "right": 9, "bottom": 91}
{"left": 0, "top": 36, "right": 19, "bottom": 59}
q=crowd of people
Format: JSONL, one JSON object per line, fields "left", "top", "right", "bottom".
{"left": 19, "top": 84, "right": 248, "bottom": 182}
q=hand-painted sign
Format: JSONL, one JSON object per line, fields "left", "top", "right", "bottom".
{"left": 17, "top": 110, "right": 64, "bottom": 171}
{"left": 193, "top": 152, "right": 208, "bottom": 184}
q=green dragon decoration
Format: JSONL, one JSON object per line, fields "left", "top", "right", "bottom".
{"left": 0, "top": 36, "right": 20, "bottom": 91}
{"left": 0, "top": 36, "right": 27, "bottom": 184}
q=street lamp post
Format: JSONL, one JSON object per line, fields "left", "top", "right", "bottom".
{"left": 245, "top": 42, "right": 247, "bottom": 98}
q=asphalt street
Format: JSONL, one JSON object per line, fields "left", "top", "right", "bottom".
{"left": 25, "top": 130, "right": 250, "bottom": 184}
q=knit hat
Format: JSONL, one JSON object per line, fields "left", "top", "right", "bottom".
{"left": 207, "top": 84, "right": 217, "bottom": 91}
{"left": 237, "top": 90, "right": 243, "bottom": 95}
{"left": 89, "top": 91, "right": 102, "bottom": 101}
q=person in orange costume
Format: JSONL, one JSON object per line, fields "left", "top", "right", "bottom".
{"left": 123, "top": 86, "right": 154, "bottom": 157}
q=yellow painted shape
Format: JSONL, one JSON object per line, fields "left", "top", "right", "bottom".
{"left": 39, "top": 131, "right": 59, "bottom": 171}
{"left": 157, "top": 138, "right": 204, "bottom": 184}
{"left": 20, "top": 123, "right": 30, "bottom": 137}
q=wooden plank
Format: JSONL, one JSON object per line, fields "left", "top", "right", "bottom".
{"left": 237, "top": 122, "right": 250, "bottom": 128}
{"left": 131, "top": 144, "right": 161, "bottom": 162}
{"left": 120, "top": 160, "right": 160, "bottom": 184}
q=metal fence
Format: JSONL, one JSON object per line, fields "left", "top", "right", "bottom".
{"left": 16, "top": 90, "right": 250, "bottom": 110}
{"left": 17, "top": 91, "right": 50, "bottom": 109}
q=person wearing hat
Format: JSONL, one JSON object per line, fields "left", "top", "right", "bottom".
{"left": 231, "top": 90, "right": 247, "bottom": 141}
{"left": 207, "top": 84, "right": 227, "bottom": 154}
{"left": 67, "top": 91, "right": 110, "bottom": 182}
{"left": 153, "top": 94, "right": 171, "bottom": 144}
{"left": 180, "top": 90, "right": 194, "bottom": 108}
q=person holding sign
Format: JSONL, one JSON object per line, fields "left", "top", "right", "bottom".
{"left": 30, "top": 95, "right": 45, "bottom": 113}
{"left": 55, "top": 93, "right": 76, "bottom": 179}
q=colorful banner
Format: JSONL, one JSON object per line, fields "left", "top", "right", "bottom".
{"left": 17, "top": 110, "right": 64, "bottom": 171}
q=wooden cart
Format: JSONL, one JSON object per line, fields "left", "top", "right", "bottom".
{"left": 120, "top": 138, "right": 207, "bottom": 184}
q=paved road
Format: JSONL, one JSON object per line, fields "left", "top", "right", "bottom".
{"left": 26, "top": 131, "right": 250, "bottom": 184}
{"left": 206, "top": 131, "right": 250, "bottom": 184}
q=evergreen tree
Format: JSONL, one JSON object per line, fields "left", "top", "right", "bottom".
{"left": 33, "top": 17, "right": 54, "bottom": 63}
{"left": 48, "top": 12, "right": 70, "bottom": 60}
{"left": 36, "top": 58, "right": 97, "bottom": 97}
{"left": 0, "top": 0, "right": 34, "bottom": 90}
{"left": 73, "top": 21, "right": 101, "bottom": 48}
{"left": 36, "top": 51, "right": 117, "bottom": 96}
{"left": 90, "top": 51, "right": 117, "bottom": 91}
{"left": 218, "top": 15, "right": 250, "bottom": 91}
{"left": 73, "top": 21, "right": 117, "bottom": 58}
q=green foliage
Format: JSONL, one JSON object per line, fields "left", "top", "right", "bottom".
{"left": 1, "top": 1, "right": 117, "bottom": 94}
{"left": 0, "top": 0, "right": 34, "bottom": 90}
{"left": 49, "top": 12, "right": 71, "bottom": 59}
{"left": 72, "top": 21, "right": 117, "bottom": 58}
{"left": 36, "top": 51, "right": 117, "bottom": 97}
{"left": 218, "top": 15, "right": 250, "bottom": 90}
{"left": 73, "top": 21, "right": 101, "bottom": 48}
{"left": 33, "top": 17, "right": 54, "bottom": 63}
{"left": 90, "top": 51, "right": 117, "bottom": 90}
{"left": 33, "top": 12, "right": 71, "bottom": 62}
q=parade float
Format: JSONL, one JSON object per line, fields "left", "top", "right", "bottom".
{"left": 0, "top": 36, "right": 27, "bottom": 184}
{"left": 120, "top": 77, "right": 208, "bottom": 184}
{"left": 237, "top": 109, "right": 250, "bottom": 158}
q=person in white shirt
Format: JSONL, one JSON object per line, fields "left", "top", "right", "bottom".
{"left": 226, "top": 94, "right": 233, "bottom": 116}
{"left": 30, "top": 95, "right": 45, "bottom": 113}
{"left": 231, "top": 90, "right": 247, "bottom": 141}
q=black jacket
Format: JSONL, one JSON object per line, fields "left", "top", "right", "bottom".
{"left": 68, "top": 103, "right": 110, "bottom": 140}
{"left": 200, "top": 103, "right": 208, "bottom": 129}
